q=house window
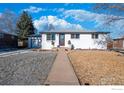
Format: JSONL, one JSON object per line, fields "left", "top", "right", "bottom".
{"left": 47, "top": 33, "right": 55, "bottom": 40}
{"left": 92, "top": 33, "right": 98, "bottom": 39}
{"left": 0, "top": 33, "right": 4, "bottom": 38}
{"left": 71, "top": 34, "right": 80, "bottom": 39}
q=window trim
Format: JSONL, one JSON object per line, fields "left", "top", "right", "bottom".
{"left": 46, "top": 33, "right": 55, "bottom": 40}
{"left": 92, "top": 33, "right": 98, "bottom": 39}
{"left": 71, "top": 34, "right": 80, "bottom": 39}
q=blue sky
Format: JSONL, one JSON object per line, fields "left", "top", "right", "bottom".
{"left": 0, "top": 3, "right": 124, "bottom": 38}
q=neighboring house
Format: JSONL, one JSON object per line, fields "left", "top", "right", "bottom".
{"left": 28, "top": 30, "right": 109, "bottom": 49}
{"left": 113, "top": 37, "right": 124, "bottom": 49}
{"left": 0, "top": 30, "right": 18, "bottom": 49}
{"left": 28, "top": 34, "right": 42, "bottom": 48}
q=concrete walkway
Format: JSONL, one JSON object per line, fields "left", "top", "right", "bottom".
{"left": 45, "top": 48, "right": 79, "bottom": 85}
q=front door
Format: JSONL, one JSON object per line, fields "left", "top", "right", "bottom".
{"left": 59, "top": 34, "right": 65, "bottom": 46}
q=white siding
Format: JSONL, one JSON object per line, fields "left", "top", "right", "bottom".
{"left": 42, "top": 34, "right": 52, "bottom": 49}
{"left": 55, "top": 34, "right": 59, "bottom": 47}
{"left": 65, "top": 34, "right": 93, "bottom": 49}
{"left": 92, "top": 34, "right": 107, "bottom": 49}
{"left": 41, "top": 33, "right": 108, "bottom": 49}
{"left": 42, "top": 34, "right": 59, "bottom": 49}
{"left": 64, "top": 34, "right": 107, "bottom": 49}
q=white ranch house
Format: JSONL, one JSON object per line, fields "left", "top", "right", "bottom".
{"left": 28, "top": 30, "right": 109, "bottom": 49}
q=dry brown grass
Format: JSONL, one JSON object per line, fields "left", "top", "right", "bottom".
{"left": 68, "top": 50, "right": 124, "bottom": 85}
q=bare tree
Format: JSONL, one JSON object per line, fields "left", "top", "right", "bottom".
{"left": 93, "top": 4, "right": 124, "bottom": 24}
{"left": 0, "top": 9, "right": 17, "bottom": 34}
{"left": 93, "top": 4, "right": 124, "bottom": 37}
{"left": 94, "top": 34, "right": 113, "bottom": 49}
{"left": 94, "top": 4, "right": 124, "bottom": 14}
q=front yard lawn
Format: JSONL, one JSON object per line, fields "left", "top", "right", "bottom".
{"left": 68, "top": 50, "right": 124, "bottom": 85}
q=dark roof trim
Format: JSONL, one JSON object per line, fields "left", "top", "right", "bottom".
{"left": 0, "top": 30, "right": 17, "bottom": 36}
{"left": 40, "top": 31, "right": 110, "bottom": 34}
{"left": 27, "top": 34, "right": 41, "bottom": 37}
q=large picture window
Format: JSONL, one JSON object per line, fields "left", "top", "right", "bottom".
{"left": 47, "top": 33, "right": 55, "bottom": 40}
{"left": 71, "top": 34, "right": 80, "bottom": 39}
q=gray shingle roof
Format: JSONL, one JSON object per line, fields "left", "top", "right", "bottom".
{"left": 0, "top": 30, "right": 17, "bottom": 36}
{"left": 40, "top": 30, "right": 110, "bottom": 34}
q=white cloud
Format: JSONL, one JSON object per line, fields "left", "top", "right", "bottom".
{"left": 58, "top": 8, "right": 65, "bottom": 12}
{"left": 64, "top": 9, "right": 124, "bottom": 38}
{"left": 64, "top": 10, "right": 108, "bottom": 25}
{"left": 22, "top": 7, "right": 65, "bottom": 14}
{"left": 34, "top": 15, "right": 84, "bottom": 31}
{"left": 23, "top": 6, "right": 43, "bottom": 13}
{"left": 64, "top": 9, "right": 123, "bottom": 25}
{"left": 49, "top": 8, "right": 65, "bottom": 12}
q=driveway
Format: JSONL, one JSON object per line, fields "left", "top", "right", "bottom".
{"left": 0, "top": 51, "right": 56, "bottom": 85}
